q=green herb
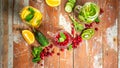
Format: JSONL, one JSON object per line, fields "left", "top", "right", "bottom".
{"left": 68, "top": 0, "right": 76, "bottom": 3}
{"left": 25, "top": 7, "right": 35, "bottom": 22}
{"left": 28, "top": 7, "right": 35, "bottom": 14}
{"left": 69, "top": 16, "right": 84, "bottom": 32}
{"left": 95, "top": 17, "right": 100, "bottom": 23}
{"left": 67, "top": 44, "right": 73, "bottom": 50}
{"left": 25, "top": 14, "right": 34, "bottom": 22}
{"left": 58, "top": 32, "right": 66, "bottom": 42}
{"left": 32, "top": 46, "right": 43, "bottom": 63}
{"left": 32, "top": 57, "right": 41, "bottom": 63}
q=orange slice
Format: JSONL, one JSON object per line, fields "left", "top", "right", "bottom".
{"left": 22, "top": 30, "right": 35, "bottom": 44}
{"left": 45, "top": 0, "right": 61, "bottom": 7}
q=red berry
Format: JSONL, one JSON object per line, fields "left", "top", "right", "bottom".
{"left": 51, "top": 50, "right": 55, "bottom": 53}
{"left": 95, "top": 28, "right": 98, "bottom": 31}
{"left": 57, "top": 53, "right": 60, "bottom": 56}
{"left": 60, "top": 49, "right": 64, "bottom": 52}
{"left": 49, "top": 44, "right": 53, "bottom": 48}
{"left": 41, "top": 64, "right": 43, "bottom": 66}
{"left": 100, "top": 8, "right": 104, "bottom": 14}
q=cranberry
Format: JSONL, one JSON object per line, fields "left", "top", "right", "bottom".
{"left": 85, "top": 24, "right": 91, "bottom": 28}
{"left": 60, "top": 49, "right": 64, "bottom": 52}
{"left": 49, "top": 44, "right": 53, "bottom": 48}
{"left": 41, "top": 64, "right": 43, "bottom": 66}
{"left": 90, "top": 23, "right": 93, "bottom": 27}
{"left": 95, "top": 28, "right": 98, "bottom": 31}
{"left": 100, "top": 8, "right": 104, "bottom": 14}
{"left": 57, "top": 53, "right": 60, "bottom": 56}
{"left": 41, "top": 56, "right": 44, "bottom": 59}
{"left": 37, "top": 61, "right": 40, "bottom": 64}
{"left": 51, "top": 50, "right": 55, "bottom": 53}
{"left": 71, "top": 27, "right": 75, "bottom": 36}
{"left": 49, "top": 53, "right": 53, "bottom": 56}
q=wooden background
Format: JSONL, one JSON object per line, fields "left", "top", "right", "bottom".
{"left": 0, "top": 0, "right": 120, "bottom": 68}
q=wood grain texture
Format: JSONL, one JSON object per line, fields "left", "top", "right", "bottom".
{"left": 0, "top": 0, "right": 119, "bottom": 68}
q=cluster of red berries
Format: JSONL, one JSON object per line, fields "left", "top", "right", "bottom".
{"left": 72, "top": 35, "right": 82, "bottom": 48}
{"left": 40, "top": 44, "right": 54, "bottom": 60}
{"left": 55, "top": 32, "right": 70, "bottom": 47}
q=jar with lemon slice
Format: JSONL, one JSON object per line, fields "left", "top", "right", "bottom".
{"left": 20, "top": 6, "right": 42, "bottom": 28}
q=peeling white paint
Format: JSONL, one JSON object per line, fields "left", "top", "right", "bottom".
{"left": 13, "top": 33, "right": 22, "bottom": 43}
{"left": 59, "top": 14, "right": 72, "bottom": 34}
{"left": 93, "top": 53, "right": 102, "bottom": 68}
{"left": 106, "top": 19, "right": 118, "bottom": 51}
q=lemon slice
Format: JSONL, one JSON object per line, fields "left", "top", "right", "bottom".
{"left": 45, "top": 0, "right": 61, "bottom": 7}
{"left": 22, "top": 30, "right": 35, "bottom": 44}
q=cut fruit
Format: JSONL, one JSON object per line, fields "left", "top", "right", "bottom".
{"left": 81, "top": 28, "right": 95, "bottom": 40}
{"left": 20, "top": 6, "right": 43, "bottom": 28}
{"left": 81, "top": 32, "right": 91, "bottom": 40}
{"left": 83, "top": 28, "right": 94, "bottom": 35}
{"left": 45, "top": 0, "right": 61, "bottom": 7}
{"left": 22, "top": 30, "right": 35, "bottom": 44}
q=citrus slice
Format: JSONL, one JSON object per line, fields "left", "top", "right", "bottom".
{"left": 22, "top": 30, "right": 35, "bottom": 44}
{"left": 45, "top": 0, "right": 61, "bottom": 7}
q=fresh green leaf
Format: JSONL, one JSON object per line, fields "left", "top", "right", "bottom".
{"left": 69, "top": 16, "right": 84, "bottom": 32}
{"left": 67, "top": 44, "right": 73, "bottom": 50}
{"left": 25, "top": 14, "right": 34, "bottom": 22}
{"left": 94, "top": 17, "right": 100, "bottom": 23}
{"left": 32, "top": 46, "right": 43, "bottom": 63}
{"left": 28, "top": 7, "right": 35, "bottom": 14}
{"left": 58, "top": 32, "right": 66, "bottom": 42}
{"left": 68, "top": 0, "right": 76, "bottom": 3}
{"left": 32, "top": 46, "right": 43, "bottom": 59}
{"left": 75, "top": 23, "right": 84, "bottom": 32}
{"left": 60, "top": 32, "right": 66, "bottom": 39}
{"left": 32, "top": 57, "right": 41, "bottom": 63}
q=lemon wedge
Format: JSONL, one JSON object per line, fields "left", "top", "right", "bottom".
{"left": 45, "top": 0, "right": 61, "bottom": 7}
{"left": 22, "top": 30, "right": 35, "bottom": 45}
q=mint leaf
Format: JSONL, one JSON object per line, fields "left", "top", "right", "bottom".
{"left": 32, "top": 57, "right": 41, "bottom": 63}
{"left": 32, "top": 46, "right": 43, "bottom": 63}
{"left": 67, "top": 44, "right": 73, "bottom": 50}
{"left": 58, "top": 32, "right": 66, "bottom": 42}
{"left": 95, "top": 17, "right": 100, "bottom": 23}
{"left": 69, "top": 16, "right": 84, "bottom": 32}
{"left": 60, "top": 32, "right": 66, "bottom": 39}
{"left": 25, "top": 14, "right": 34, "bottom": 22}
{"left": 28, "top": 7, "right": 35, "bottom": 14}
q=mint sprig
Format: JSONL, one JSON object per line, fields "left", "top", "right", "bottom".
{"left": 32, "top": 46, "right": 43, "bottom": 63}
{"left": 58, "top": 32, "right": 66, "bottom": 42}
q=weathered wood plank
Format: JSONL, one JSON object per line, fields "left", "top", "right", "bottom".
{"left": 102, "top": 0, "right": 118, "bottom": 68}
{"left": 118, "top": 0, "right": 120, "bottom": 68}
{"left": 13, "top": 0, "right": 31, "bottom": 68}
{"left": 2, "top": 0, "right": 9, "bottom": 68}
{"left": 8, "top": 0, "right": 13, "bottom": 67}
{"left": 0, "top": 0, "right": 3, "bottom": 67}
{"left": 74, "top": 0, "right": 90, "bottom": 68}
{"left": 59, "top": 0, "right": 73, "bottom": 68}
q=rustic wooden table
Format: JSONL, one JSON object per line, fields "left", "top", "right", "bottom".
{"left": 0, "top": 0, "right": 120, "bottom": 68}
